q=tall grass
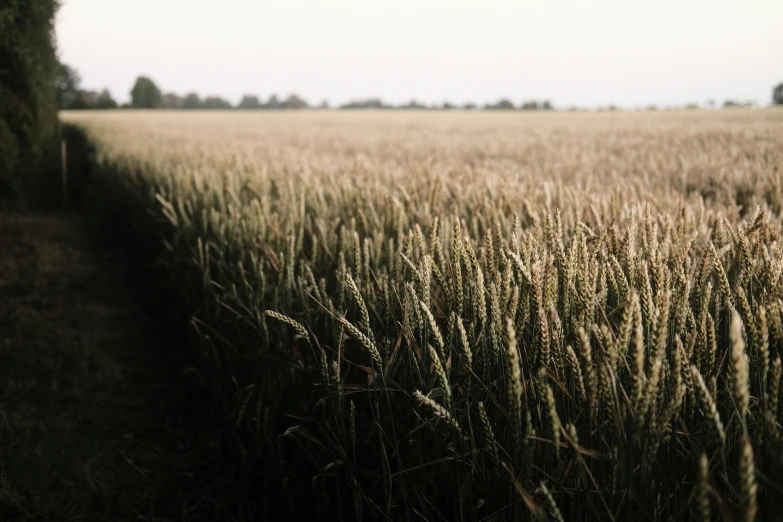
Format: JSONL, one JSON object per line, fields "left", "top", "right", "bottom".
{"left": 63, "top": 109, "right": 783, "bottom": 520}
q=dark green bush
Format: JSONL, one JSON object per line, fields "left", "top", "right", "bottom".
{"left": 0, "top": 0, "right": 59, "bottom": 205}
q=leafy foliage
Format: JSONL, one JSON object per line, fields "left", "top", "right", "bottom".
{"left": 130, "top": 76, "right": 162, "bottom": 109}
{"left": 0, "top": 0, "right": 58, "bottom": 202}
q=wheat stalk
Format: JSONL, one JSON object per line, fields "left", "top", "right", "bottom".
{"left": 413, "top": 390, "right": 462, "bottom": 435}
{"left": 731, "top": 311, "right": 750, "bottom": 426}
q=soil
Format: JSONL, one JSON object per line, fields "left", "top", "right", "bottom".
{"left": 0, "top": 211, "right": 218, "bottom": 521}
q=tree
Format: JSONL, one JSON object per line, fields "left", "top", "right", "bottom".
{"left": 774, "top": 83, "right": 783, "bottom": 105}
{"left": 182, "top": 92, "right": 202, "bottom": 109}
{"left": 238, "top": 95, "right": 262, "bottom": 109}
{"left": 130, "top": 76, "right": 162, "bottom": 108}
{"left": 265, "top": 94, "right": 281, "bottom": 109}
{"left": 94, "top": 89, "right": 118, "bottom": 109}
{"left": 723, "top": 99, "right": 754, "bottom": 108}
{"left": 0, "top": 0, "right": 59, "bottom": 200}
{"left": 485, "top": 99, "right": 515, "bottom": 110}
{"left": 56, "top": 62, "right": 82, "bottom": 109}
{"left": 339, "top": 98, "right": 387, "bottom": 109}
{"left": 400, "top": 100, "right": 427, "bottom": 110}
{"left": 281, "top": 94, "right": 308, "bottom": 109}
{"left": 202, "top": 96, "right": 232, "bottom": 109}
{"left": 161, "top": 92, "right": 182, "bottom": 109}
{"left": 54, "top": 63, "right": 117, "bottom": 110}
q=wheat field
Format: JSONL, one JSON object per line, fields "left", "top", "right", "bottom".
{"left": 63, "top": 108, "right": 783, "bottom": 521}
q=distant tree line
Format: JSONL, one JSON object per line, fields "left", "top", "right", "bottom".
{"left": 327, "top": 98, "right": 555, "bottom": 110}
{"left": 57, "top": 63, "right": 118, "bottom": 109}
{"left": 56, "top": 70, "right": 563, "bottom": 111}
{"left": 57, "top": 67, "right": 783, "bottom": 112}
{"left": 722, "top": 100, "right": 758, "bottom": 109}
{"left": 58, "top": 64, "right": 119, "bottom": 109}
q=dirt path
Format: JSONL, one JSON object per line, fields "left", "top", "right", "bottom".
{"left": 0, "top": 212, "right": 213, "bottom": 521}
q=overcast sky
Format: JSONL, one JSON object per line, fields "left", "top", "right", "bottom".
{"left": 56, "top": 0, "right": 782, "bottom": 108}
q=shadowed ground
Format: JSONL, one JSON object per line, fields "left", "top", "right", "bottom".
{"left": 0, "top": 212, "right": 217, "bottom": 521}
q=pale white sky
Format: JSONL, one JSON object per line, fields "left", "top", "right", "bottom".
{"left": 56, "top": 0, "right": 782, "bottom": 108}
